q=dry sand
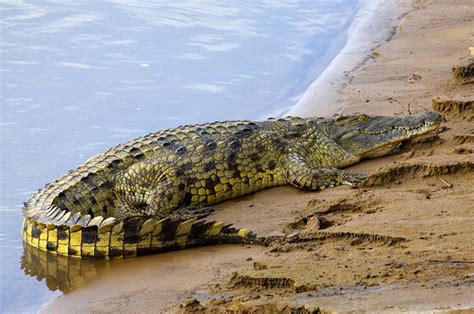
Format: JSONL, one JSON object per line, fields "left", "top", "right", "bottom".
{"left": 41, "top": 1, "right": 473, "bottom": 313}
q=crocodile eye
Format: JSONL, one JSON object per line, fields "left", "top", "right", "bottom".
{"left": 357, "top": 114, "right": 369, "bottom": 121}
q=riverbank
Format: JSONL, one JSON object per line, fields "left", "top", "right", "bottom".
{"left": 287, "top": 0, "right": 410, "bottom": 117}
{"left": 43, "top": 1, "right": 473, "bottom": 312}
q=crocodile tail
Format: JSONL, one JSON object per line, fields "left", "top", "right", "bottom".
{"left": 22, "top": 214, "right": 262, "bottom": 259}
{"left": 21, "top": 219, "right": 261, "bottom": 293}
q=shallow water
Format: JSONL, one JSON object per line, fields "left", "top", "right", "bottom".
{"left": 1, "top": 1, "right": 359, "bottom": 311}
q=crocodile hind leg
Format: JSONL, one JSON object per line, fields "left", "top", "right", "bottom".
{"left": 282, "top": 152, "right": 367, "bottom": 190}
{"left": 113, "top": 160, "right": 188, "bottom": 218}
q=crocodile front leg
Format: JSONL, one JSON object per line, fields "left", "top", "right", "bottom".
{"left": 282, "top": 152, "right": 367, "bottom": 190}
{"left": 113, "top": 160, "right": 187, "bottom": 218}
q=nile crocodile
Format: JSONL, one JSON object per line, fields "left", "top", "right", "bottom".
{"left": 22, "top": 112, "right": 441, "bottom": 258}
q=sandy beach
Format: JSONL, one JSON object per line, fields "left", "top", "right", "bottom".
{"left": 41, "top": 1, "right": 473, "bottom": 313}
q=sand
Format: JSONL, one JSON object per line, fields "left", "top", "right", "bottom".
{"left": 41, "top": 1, "right": 473, "bottom": 313}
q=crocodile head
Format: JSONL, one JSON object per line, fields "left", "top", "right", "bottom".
{"left": 331, "top": 112, "right": 442, "bottom": 159}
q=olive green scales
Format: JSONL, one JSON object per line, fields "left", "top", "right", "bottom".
{"left": 22, "top": 112, "right": 442, "bottom": 258}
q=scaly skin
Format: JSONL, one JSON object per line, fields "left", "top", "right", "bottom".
{"left": 22, "top": 112, "right": 442, "bottom": 258}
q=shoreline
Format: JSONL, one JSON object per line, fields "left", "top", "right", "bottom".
{"left": 287, "top": 0, "right": 411, "bottom": 117}
{"left": 42, "top": 1, "right": 474, "bottom": 312}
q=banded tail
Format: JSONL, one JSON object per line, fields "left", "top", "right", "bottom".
{"left": 22, "top": 215, "right": 261, "bottom": 259}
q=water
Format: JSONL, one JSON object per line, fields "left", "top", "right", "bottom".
{"left": 1, "top": 1, "right": 360, "bottom": 312}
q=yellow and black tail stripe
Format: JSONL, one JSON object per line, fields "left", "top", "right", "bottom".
{"left": 22, "top": 213, "right": 258, "bottom": 259}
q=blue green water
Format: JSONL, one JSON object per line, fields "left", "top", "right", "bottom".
{"left": 1, "top": 1, "right": 360, "bottom": 312}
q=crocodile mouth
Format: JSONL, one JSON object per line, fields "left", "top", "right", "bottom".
{"left": 365, "top": 119, "right": 441, "bottom": 137}
{"left": 360, "top": 119, "right": 441, "bottom": 158}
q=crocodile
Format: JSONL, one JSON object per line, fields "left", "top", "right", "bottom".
{"left": 22, "top": 112, "right": 442, "bottom": 259}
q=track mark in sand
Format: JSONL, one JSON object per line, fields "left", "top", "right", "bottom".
{"left": 228, "top": 272, "right": 295, "bottom": 290}
{"left": 306, "top": 195, "right": 376, "bottom": 215}
{"left": 283, "top": 215, "right": 335, "bottom": 233}
{"left": 432, "top": 96, "right": 473, "bottom": 121}
{"left": 402, "top": 133, "right": 444, "bottom": 151}
{"left": 451, "top": 57, "right": 474, "bottom": 84}
{"left": 284, "top": 231, "right": 407, "bottom": 246}
{"left": 280, "top": 194, "right": 384, "bottom": 245}
{"left": 362, "top": 157, "right": 474, "bottom": 187}
{"left": 266, "top": 196, "right": 406, "bottom": 252}
{"left": 178, "top": 298, "right": 319, "bottom": 314}
{"left": 285, "top": 193, "right": 382, "bottom": 233}
{"left": 452, "top": 144, "right": 474, "bottom": 155}
{"left": 453, "top": 134, "right": 474, "bottom": 145}
{"left": 277, "top": 194, "right": 379, "bottom": 241}
{"left": 265, "top": 230, "right": 407, "bottom": 254}
{"left": 227, "top": 271, "right": 337, "bottom": 293}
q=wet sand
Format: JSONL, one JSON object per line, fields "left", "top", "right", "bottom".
{"left": 43, "top": 1, "right": 473, "bottom": 313}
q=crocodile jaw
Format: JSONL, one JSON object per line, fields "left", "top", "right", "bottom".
{"left": 332, "top": 112, "right": 442, "bottom": 159}
{"left": 358, "top": 120, "right": 440, "bottom": 158}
